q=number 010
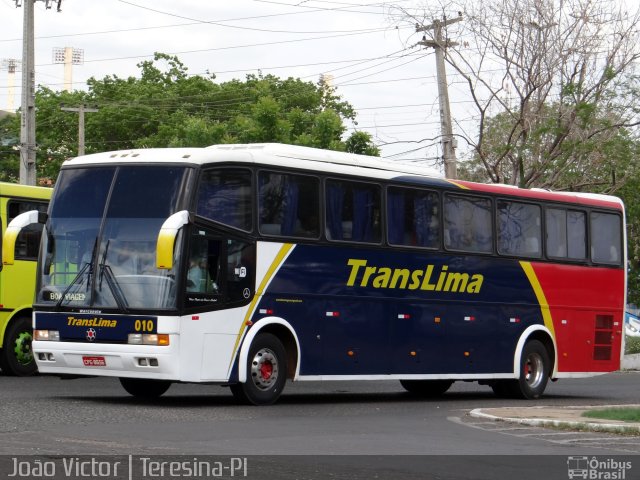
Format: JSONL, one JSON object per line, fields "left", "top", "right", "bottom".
{"left": 134, "top": 319, "right": 154, "bottom": 332}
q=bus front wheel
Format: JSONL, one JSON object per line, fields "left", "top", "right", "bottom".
{"left": 230, "top": 333, "right": 287, "bottom": 406}
{"left": 400, "top": 379, "right": 454, "bottom": 397}
{"left": 0, "top": 316, "right": 37, "bottom": 377}
{"left": 119, "top": 378, "right": 171, "bottom": 398}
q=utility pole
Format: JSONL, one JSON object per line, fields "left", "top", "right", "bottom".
{"left": 16, "top": 0, "right": 62, "bottom": 185}
{"left": 417, "top": 13, "right": 462, "bottom": 179}
{"left": 61, "top": 104, "right": 98, "bottom": 156}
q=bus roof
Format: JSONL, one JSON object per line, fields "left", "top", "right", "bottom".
{"left": 0, "top": 182, "right": 52, "bottom": 201}
{"left": 62, "top": 143, "right": 444, "bottom": 179}
{"left": 61, "top": 143, "right": 623, "bottom": 210}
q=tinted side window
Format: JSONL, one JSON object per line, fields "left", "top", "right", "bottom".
{"left": 444, "top": 194, "right": 493, "bottom": 253}
{"left": 567, "top": 211, "right": 587, "bottom": 259}
{"left": 258, "top": 171, "right": 319, "bottom": 238}
{"left": 8, "top": 200, "right": 48, "bottom": 260}
{"left": 387, "top": 187, "right": 439, "bottom": 248}
{"left": 591, "top": 212, "right": 622, "bottom": 265}
{"left": 497, "top": 200, "right": 541, "bottom": 257}
{"left": 326, "top": 180, "right": 381, "bottom": 243}
{"left": 545, "top": 208, "right": 586, "bottom": 260}
{"left": 197, "top": 169, "right": 252, "bottom": 231}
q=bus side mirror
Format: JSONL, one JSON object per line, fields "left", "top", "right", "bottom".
{"left": 156, "top": 210, "right": 191, "bottom": 270}
{"left": 2, "top": 210, "right": 47, "bottom": 266}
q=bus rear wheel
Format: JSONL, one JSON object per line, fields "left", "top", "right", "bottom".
{"left": 492, "top": 339, "right": 550, "bottom": 399}
{"left": 400, "top": 379, "right": 453, "bottom": 397}
{"left": 0, "top": 316, "right": 37, "bottom": 377}
{"left": 119, "top": 378, "right": 172, "bottom": 398}
{"left": 230, "top": 333, "right": 287, "bottom": 406}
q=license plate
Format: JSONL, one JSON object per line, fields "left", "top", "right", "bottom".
{"left": 83, "top": 356, "right": 106, "bottom": 367}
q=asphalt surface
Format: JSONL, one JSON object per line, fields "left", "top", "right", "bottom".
{"left": 0, "top": 371, "right": 639, "bottom": 479}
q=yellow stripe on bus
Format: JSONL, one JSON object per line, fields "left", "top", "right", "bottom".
{"left": 226, "top": 243, "right": 295, "bottom": 375}
{"left": 519, "top": 261, "right": 556, "bottom": 339}
{"left": 445, "top": 180, "right": 470, "bottom": 189}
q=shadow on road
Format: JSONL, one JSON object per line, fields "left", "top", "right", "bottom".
{"left": 52, "top": 388, "right": 600, "bottom": 409}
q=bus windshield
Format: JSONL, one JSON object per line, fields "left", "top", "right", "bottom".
{"left": 37, "top": 165, "right": 192, "bottom": 311}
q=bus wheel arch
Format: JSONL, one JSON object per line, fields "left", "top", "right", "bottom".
{"left": 514, "top": 327, "right": 556, "bottom": 380}
{"left": 237, "top": 319, "right": 300, "bottom": 384}
{"left": 494, "top": 326, "right": 556, "bottom": 399}
{"left": 231, "top": 319, "right": 300, "bottom": 405}
{"left": 0, "top": 311, "right": 37, "bottom": 377}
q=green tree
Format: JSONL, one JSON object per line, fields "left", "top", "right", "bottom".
{"left": 6, "top": 53, "right": 377, "bottom": 181}
{"left": 0, "top": 112, "right": 19, "bottom": 182}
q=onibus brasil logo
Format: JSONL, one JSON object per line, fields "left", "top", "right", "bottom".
{"left": 567, "top": 457, "right": 632, "bottom": 479}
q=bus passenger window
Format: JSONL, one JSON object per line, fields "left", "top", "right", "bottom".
{"left": 545, "top": 208, "right": 567, "bottom": 258}
{"left": 197, "top": 169, "right": 252, "bottom": 231}
{"left": 567, "top": 211, "right": 586, "bottom": 260}
{"left": 326, "top": 180, "right": 381, "bottom": 243}
{"left": 258, "top": 171, "right": 319, "bottom": 238}
{"left": 591, "top": 212, "right": 621, "bottom": 265}
{"left": 497, "top": 200, "right": 541, "bottom": 257}
{"left": 387, "top": 187, "right": 439, "bottom": 248}
{"left": 444, "top": 194, "right": 492, "bottom": 253}
{"left": 545, "top": 208, "right": 586, "bottom": 260}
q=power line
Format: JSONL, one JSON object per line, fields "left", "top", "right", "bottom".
{"left": 26, "top": 28, "right": 406, "bottom": 69}
{"left": 251, "top": 0, "right": 394, "bottom": 16}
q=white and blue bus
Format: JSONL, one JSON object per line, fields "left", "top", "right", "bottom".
{"left": 4, "top": 144, "right": 625, "bottom": 404}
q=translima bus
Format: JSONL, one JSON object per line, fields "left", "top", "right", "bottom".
{"left": 0, "top": 182, "right": 50, "bottom": 375}
{"left": 3, "top": 144, "right": 625, "bottom": 404}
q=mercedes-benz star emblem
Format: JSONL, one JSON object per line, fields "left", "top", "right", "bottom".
{"left": 86, "top": 328, "right": 97, "bottom": 342}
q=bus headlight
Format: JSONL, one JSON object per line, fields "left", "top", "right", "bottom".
{"left": 127, "top": 333, "right": 170, "bottom": 346}
{"left": 34, "top": 330, "right": 60, "bottom": 341}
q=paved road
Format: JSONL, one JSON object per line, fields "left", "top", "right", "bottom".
{"left": 0, "top": 372, "right": 638, "bottom": 478}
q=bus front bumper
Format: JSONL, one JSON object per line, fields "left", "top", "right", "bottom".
{"left": 33, "top": 340, "right": 180, "bottom": 380}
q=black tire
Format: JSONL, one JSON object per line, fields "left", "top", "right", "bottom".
{"left": 230, "top": 333, "right": 287, "bottom": 406}
{"left": 493, "top": 340, "right": 550, "bottom": 399}
{"left": 0, "top": 316, "right": 37, "bottom": 376}
{"left": 119, "top": 378, "right": 171, "bottom": 398}
{"left": 400, "top": 379, "right": 454, "bottom": 397}
{"left": 490, "top": 380, "right": 516, "bottom": 398}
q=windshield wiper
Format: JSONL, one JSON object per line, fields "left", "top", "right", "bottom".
{"left": 98, "top": 240, "right": 129, "bottom": 312}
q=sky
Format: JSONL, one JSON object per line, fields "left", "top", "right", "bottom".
{"left": 0, "top": 0, "right": 474, "bottom": 170}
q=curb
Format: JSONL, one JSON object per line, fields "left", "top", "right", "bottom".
{"left": 469, "top": 408, "right": 640, "bottom": 435}
{"left": 622, "top": 353, "right": 640, "bottom": 370}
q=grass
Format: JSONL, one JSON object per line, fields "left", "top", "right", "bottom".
{"left": 582, "top": 408, "right": 640, "bottom": 422}
{"left": 626, "top": 336, "right": 640, "bottom": 355}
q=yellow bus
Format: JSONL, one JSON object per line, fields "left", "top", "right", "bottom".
{"left": 0, "top": 182, "right": 51, "bottom": 375}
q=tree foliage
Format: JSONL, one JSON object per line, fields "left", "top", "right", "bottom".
{"left": 392, "top": 0, "right": 640, "bottom": 192}
{"left": 3, "top": 53, "right": 377, "bottom": 181}
{"left": 0, "top": 113, "right": 19, "bottom": 182}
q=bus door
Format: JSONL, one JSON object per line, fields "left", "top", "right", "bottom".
{"left": 182, "top": 226, "right": 256, "bottom": 382}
